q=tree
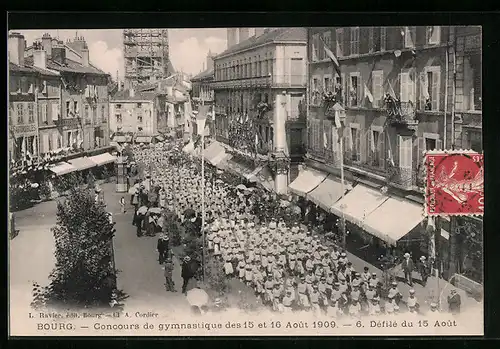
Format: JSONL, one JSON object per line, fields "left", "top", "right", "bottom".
{"left": 31, "top": 187, "right": 122, "bottom": 309}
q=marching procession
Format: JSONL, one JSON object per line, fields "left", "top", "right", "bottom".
{"left": 126, "top": 139, "right": 456, "bottom": 318}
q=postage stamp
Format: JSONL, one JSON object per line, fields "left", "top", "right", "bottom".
{"left": 424, "top": 150, "right": 484, "bottom": 216}
{"left": 8, "top": 23, "right": 484, "bottom": 338}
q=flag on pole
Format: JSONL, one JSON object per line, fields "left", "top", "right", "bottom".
{"left": 320, "top": 36, "right": 341, "bottom": 77}
{"left": 196, "top": 105, "right": 210, "bottom": 136}
{"left": 364, "top": 82, "right": 374, "bottom": 103}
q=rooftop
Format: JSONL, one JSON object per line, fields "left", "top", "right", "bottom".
{"left": 24, "top": 55, "right": 108, "bottom": 76}
{"left": 9, "top": 62, "right": 59, "bottom": 76}
{"left": 191, "top": 68, "right": 214, "bottom": 81}
{"left": 215, "top": 28, "right": 307, "bottom": 59}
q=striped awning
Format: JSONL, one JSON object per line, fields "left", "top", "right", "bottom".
{"left": 135, "top": 136, "right": 153, "bottom": 143}
{"left": 89, "top": 153, "right": 117, "bottom": 166}
{"left": 49, "top": 162, "right": 76, "bottom": 176}
{"left": 68, "top": 157, "right": 96, "bottom": 171}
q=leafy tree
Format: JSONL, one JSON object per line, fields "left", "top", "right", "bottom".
{"left": 31, "top": 187, "right": 121, "bottom": 309}
{"left": 204, "top": 254, "right": 229, "bottom": 296}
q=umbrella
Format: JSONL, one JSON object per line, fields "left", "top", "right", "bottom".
{"left": 186, "top": 288, "right": 209, "bottom": 307}
{"left": 148, "top": 207, "right": 162, "bottom": 214}
{"left": 137, "top": 206, "right": 148, "bottom": 215}
{"left": 31, "top": 183, "right": 40, "bottom": 188}
{"left": 128, "top": 187, "right": 137, "bottom": 195}
{"left": 236, "top": 184, "right": 247, "bottom": 191}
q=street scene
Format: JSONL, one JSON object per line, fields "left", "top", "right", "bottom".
{"left": 9, "top": 26, "right": 483, "bottom": 335}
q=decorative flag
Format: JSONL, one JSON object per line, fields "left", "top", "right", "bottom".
{"left": 364, "top": 82, "right": 374, "bottom": 103}
{"left": 196, "top": 105, "right": 209, "bottom": 136}
{"left": 387, "top": 80, "right": 397, "bottom": 99}
{"left": 320, "top": 36, "right": 341, "bottom": 77}
{"left": 386, "top": 132, "right": 395, "bottom": 166}
{"left": 420, "top": 73, "right": 430, "bottom": 99}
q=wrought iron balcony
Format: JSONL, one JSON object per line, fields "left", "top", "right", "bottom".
{"left": 383, "top": 97, "right": 418, "bottom": 131}
{"left": 386, "top": 163, "right": 413, "bottom": 190}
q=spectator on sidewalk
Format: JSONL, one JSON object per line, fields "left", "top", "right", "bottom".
{"left": 447, "top": 289, "right": 461, "bottom": 315}
{"left": 163, "top": 254, "right": 176, "bottom": 292}
{"left": 181, "top": 256, "right": 196, "bottom": 294}
{"left": 157, "top": 233, "right": 170, "bottom": 264}
{"left": 418, "top": 256, "right": 430, "bottom": 286}
{"left": 402, "top": 252, "right": 415, "bottom": 286}
{"left": 119, "top": 196, "right": 126, "bottom": 214}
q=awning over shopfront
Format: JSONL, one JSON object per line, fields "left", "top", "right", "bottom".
{"left": 306, "top": 175, "right": 347, "bottom": 211}
{"left": 331, "top": 184, "right": 389, "bottom": 226}
{"left": 49, "top": 162, "right": 76, "bottom": 176}
{"left": 255, "top": 166, "right": 275, "bottom": 192}
{"left": 68, "top": 157, "right": 96, "bottom": 171}
{"left": 362, "top": 197, "right": 424, "bottom": 246}
{"left": 289, "top": 167, "right": 328, "bottom": 196}
{"left": 135, "top": 136, "right": 153, "bottom": 143}
{"left": 226, "top": 158, "right": 259, "bottom": 182}
{"left": 113, "top": 135, "right": 129, "bottom": 143}
{"left": 215, "top": 153, "right": 232, "bottom": 170}
{"left": 203, "top": 141, "right": 225, "bottom": 165}
{"left": 89, "top": 153, "right": 117, "bottom": 166}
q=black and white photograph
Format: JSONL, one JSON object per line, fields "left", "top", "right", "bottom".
{"left": 8, "top": 25, "right": 484, "bottom": 336}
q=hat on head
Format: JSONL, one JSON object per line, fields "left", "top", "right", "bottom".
{"left": 372, "top": 272, "right": 377, "bottom": 276}
{"left": 391, "top": 281, "right": 398, "bottom": 286}
{"left": 183, "top": 256, "right": 191, "bottom": 262}
{"left": 420, "top": 256, "right": 426, "bottom": 260}
{"left": 409, "top": 289, "right": 415, "bottom": 294}
{"left": 430, "top": 302, "right": 437, "bottom": 308}
{"left": 404, "top": 252, "right": 410, "bottom": 258}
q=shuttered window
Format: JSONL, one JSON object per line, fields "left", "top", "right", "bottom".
{"left": 426, "top": 26, "right": 441, "bottom": 45}
{"left": 404, "top": 26, "right": 416, "bottom": 48}
{"left": 400, "top": 70, "right": 416, "bottom": 104}
{"left": 42, "top": 134, "right": 49, "bottom": 154}
{"left": 336, "top": 28, "right": 344, "bottom": 57}
{"left": 372, "top": 71, "right": 383, "bottom": 108}
{"left": 52, "top": 103, "right": 59, "bottom": 121}
{"left": 368, "top": 27, "right": 374, "bottom": 53}
{"left": 52, "top": 133, "right": 59, "bottom": 150}
{"left": 398, "top": 135, "right": 413, "bottom": 169}
{"left": 349, "top": 125, "right": 361, "bottom": 162}
{"left": 350, "top": 27, "right": 360, "bottom": 55}
{"left": 312, "top": 33, "right": 320, "bottom": 61}
{"left": 322, "top": 31, "right": 331, "bottom": 58}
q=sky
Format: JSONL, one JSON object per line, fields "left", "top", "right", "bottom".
{"left": 18, "top": 29, "right": 228, "bottom": 79}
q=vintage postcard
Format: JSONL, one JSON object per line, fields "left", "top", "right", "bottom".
{"left": 8, "top": 26, "right": 483, "bottom": 337}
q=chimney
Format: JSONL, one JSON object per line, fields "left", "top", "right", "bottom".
{"left": 255, "top": 28, "right": 267, "bottom": 37}
{"left": 239, "top": 28, "right": 250, "bottom": 42}
{"left": 33, "top": 42, "right": 47, "bottom": 70}
{"left": 129, "top": 88, "right": 135, "bottom": 98}
{"left": 51, "top": 42, "right": 66, "bottom": 65}
{"left": 81, "top": 47, "right": 89, "bottom": 67}
{"left": 41, "top": 33, "right": 52, "bottom": 57}
{"left": 206, "top": 51, "right": 215, "bottom": 71}
{"left": 8, "top": 32, "right": 25, "bottom": 66}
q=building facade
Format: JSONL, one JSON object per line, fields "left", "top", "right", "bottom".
{"left": 213, "top": 28, "right": 308, "bottom": 194}
{"left": 303, "top": 26, "right": 482, "bottom": 281}
{"left": 191, "top": 50, "right": 215, "bottom": 107}
{"left": 8, "top": 32, "right": 111, "bottom": 164}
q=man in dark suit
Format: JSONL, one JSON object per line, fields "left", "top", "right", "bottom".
{"left": 157, "top": 234, "right": 170, "bottom": 264}
{"left": 181, "top": 256, "right": 197, "bottom": 294}
{"left": 402, "top": 252, "right": 414, "bottom": 286}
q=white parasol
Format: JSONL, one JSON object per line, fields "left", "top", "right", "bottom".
{"left": 31, "top": 183, "right": 40, "bottom": 188}
{"left": 186, "top": 288, "right": 209, "bottom": 307}
{"left": 236, "top": 184, "right": 247, "bottom": 191}
{"left": 128, "top": 187, "right": 137, "bottom": 194}
{"left": 148, "top": 207, "right": 162, "bottom": 214}
{"left": 137, "top": 206, "right": 148, "bottom": 215}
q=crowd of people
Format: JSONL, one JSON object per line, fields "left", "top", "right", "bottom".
{"left": 126, "top": 139, "right": 460, "bottom": 318}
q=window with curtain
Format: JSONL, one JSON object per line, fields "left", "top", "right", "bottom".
{"left": 336, "top": 28, "right": 344, "bottom": 57}
{"left": 399, "top": 135, "right": 413, "bottom": 169}
{"left": 350, "top": 27, "right": 360, "bottom": 55}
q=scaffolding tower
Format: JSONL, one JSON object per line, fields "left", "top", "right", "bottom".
{"left": 123, "top": 29, "right": 171, "bottom": 89}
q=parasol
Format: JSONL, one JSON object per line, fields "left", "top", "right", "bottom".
{"left": 186, "top": 288, "right": 209, "bottom": 307}
{"left": 137, "top": 206, "right": 148, "bottom": 215}
{"left": 31, "top": 183, "right": 40, "bottom": 188}
{"left": 148, "top": 207, "right": 162, "bottom": 214}
{"left": 236, "top": 184, "right": 247, "bottom": 191}
{"left": 128, "top": 187, "right": 137, "bottom": 195}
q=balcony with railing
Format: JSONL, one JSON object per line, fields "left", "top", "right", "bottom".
{"left": 383, "top": 95, "right": 418, "bottom": 132}
{"left": 212, "top": 74, "right": 307, "bottom": 90}
{"left": 54, "top": 117, "right": 80, "bottom": 128}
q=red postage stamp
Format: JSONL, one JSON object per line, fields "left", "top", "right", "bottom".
{"left": 425, "top": 151, "right": 484, "bottom": 216}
